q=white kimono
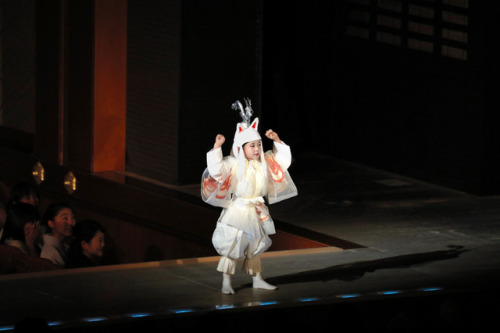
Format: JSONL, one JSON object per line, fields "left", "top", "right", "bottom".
{"left": 201, "top": 142, "right": 297, "bottom": 275}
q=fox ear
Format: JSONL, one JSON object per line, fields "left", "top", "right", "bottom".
{"left": 250, "top": 117, "right": 259, "bottom": 130}
{"left": 236, "top": 123, "right": 245, "bottom": 133}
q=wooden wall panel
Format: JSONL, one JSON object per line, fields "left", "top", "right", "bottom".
{"left": 64, "top": 0, "right": 93, "bottom": 170}
{"left": 35, "top": 0, "right": 63, "bottom": 163}
{"left": 126, "top": 0, "right": 181, "bottom": 183}
{"left": 93, "top": 0, "right": 127, "bottom": 172}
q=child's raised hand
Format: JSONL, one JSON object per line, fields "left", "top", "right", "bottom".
{"left": 24, "top": 222, "right": 40, "bottom": 248}
{"left": 265, "top": 129, "right": 282, "bottom": 143}
{"left": 213, "top": 134, "right": 225, "bottom": 149}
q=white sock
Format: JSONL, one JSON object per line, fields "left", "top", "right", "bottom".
{"left": 252, "top": 273, "right": 277, "bottom": 290}
{"left": 222, "top": 273, "right": 235, "bottom": 294}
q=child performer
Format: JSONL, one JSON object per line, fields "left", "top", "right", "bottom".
{"left": 201, "top": 98, "right": 298, "bottom": 294}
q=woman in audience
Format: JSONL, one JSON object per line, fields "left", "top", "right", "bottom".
{"left": 40, "top": 202, "right": 76, "bottom": 267}
{"left": 66, "top": 219, "right": 106, "bottom": 268}
{"left": 0, "top": 202, "right": 41, "bottom": 256}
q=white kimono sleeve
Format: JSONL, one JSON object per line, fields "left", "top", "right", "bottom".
{"left": 201, "top": 148, "right": 235, "bottom": 208}
{"left": 265, "top": 141, "right": 298, "bottom": 204}
{"left": 272, "top": 141, "right": 292, "bottom": 170}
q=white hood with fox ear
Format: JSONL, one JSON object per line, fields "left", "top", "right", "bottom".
{"left": 232, "top": 117, "right": 261, "bottom": 156}
{"left": 232, "top": 117, "right": 267, "bottom": 181}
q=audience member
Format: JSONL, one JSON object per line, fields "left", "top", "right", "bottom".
{"left": 1, "top": 182, "right": 39, "bottom": 241}
{"left": 7, "top": 182, "right": 44, "bottom": 248}
{"left": 7, "top": 182, "right": 40, "bottom": 210}
{"left": 40, "top": 202, "right": 76, "bottom": 267}
{"left": 66, "top": 220, "right": 106, "bottom": 268}
{"left": 0, "top": 203, "right": 41, "bottom": 256}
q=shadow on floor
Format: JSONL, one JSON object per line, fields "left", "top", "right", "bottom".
{"left": 268, "top": 245, "right": 469, "bottom": 285}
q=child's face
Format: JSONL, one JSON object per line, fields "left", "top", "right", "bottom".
{"left": 243, "top": 140, "right": 262, "bottom": 160}
{"left": 48, "top": 208, "right": 76, "bottom": 240}
{"left": 82, "top": 230, "right": 105, "bottom": 258}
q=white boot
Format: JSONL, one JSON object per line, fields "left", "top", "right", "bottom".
{"left": 222, "top": 273, "right": 235, "bottom": 294}
{"left": 252, "top": 273, "right": 277, "bottom": 290}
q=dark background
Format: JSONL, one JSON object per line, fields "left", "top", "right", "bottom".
{"left": 2, "top": 0, "right": 500, "bottom": 195}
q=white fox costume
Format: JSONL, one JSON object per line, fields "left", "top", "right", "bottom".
{"left": 201, "top": 100, "right": 297, "bottom": 284}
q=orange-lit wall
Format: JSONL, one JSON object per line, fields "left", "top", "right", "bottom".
{"left": 93, "top": 0, "right": 127, "bottom": 172}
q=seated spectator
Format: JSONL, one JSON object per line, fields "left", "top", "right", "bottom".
{"left": 0, "top": 203, "right": 41, "bottom": 256}
{"left": 7, "top": 182, "right": 40, "bottom": 210}
{"left": 6, "top": 182, "right": 44, "bottom": 249}
{"left": 66, "top": 220, "right": 106, "bottom": 268}
{"left": 40, "top": 202, "right": 76, "bottom": 267}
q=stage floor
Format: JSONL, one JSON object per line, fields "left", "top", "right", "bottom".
{"left": 2, "top": 152, "right": 500, "bottom": 332}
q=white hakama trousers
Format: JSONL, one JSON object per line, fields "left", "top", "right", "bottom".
{"left": 212, "top": 221, "right": 272, "bottom": 276}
